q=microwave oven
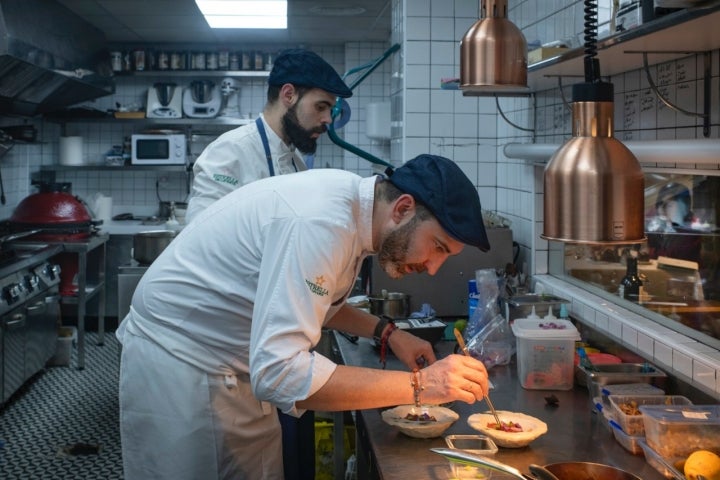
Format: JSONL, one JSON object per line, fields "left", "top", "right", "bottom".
{"left": 131, "top": 133, "right": 186, "bottom": 165}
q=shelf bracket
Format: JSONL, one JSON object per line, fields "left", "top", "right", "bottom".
{"left": 625, "top": 50, "right": 711, "bottom": 137}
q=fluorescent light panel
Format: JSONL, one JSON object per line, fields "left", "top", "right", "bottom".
{"left": 194, "top": 0, "right": 287, "bottom": 29}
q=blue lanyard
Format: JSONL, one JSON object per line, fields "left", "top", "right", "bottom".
{"left": 255, "top": 117, "right": 299, "bottom": 177}
{"left": 255, "top": 117, "right": 275, "bottom": 177}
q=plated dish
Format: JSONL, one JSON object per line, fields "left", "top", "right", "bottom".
{"left": 467, "top": 410, "right": 548, "bottom": 448}
{"left": 381, "top": 404, "right": 459, "bottom": 439}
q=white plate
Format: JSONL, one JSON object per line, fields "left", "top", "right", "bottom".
{"left": 381, "top": 405, "right": 459, "bottom": 439}
{"left": 467, "top": 410, "right": 547, "bottom": 448}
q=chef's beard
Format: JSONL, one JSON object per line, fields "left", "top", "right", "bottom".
{"left": 282, "top": 104, "right": 325, "bottom": 154}
{"left": 378, "top": 215, "right": 426, "bottom": 279}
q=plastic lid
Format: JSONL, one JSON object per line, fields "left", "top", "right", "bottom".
{"left": 638, "top": 404, "right": 720, "bottom": 424}
{"left": 511, "top": 318, "right": 581, "bottom": 340}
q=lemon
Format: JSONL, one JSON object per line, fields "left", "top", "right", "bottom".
{"left": 684, "top": 450, "right": 720, "bottom": 480}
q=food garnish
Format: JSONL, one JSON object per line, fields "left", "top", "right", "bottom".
{"left": 405, "top": 412, "right": 437, "bottom": 422}
{"left": 487, "top": 420, "right": 523, "bottom": 432}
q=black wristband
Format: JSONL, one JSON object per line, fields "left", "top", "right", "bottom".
{"left": 372, "top": 315, "right": 393, "bottom": 342}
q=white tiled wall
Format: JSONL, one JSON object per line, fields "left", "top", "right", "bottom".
{"left": 0, "top": 43, "right": 389, "bottom": 219}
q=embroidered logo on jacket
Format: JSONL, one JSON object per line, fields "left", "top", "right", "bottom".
{"left": 306, "top": 275, "right": 329, "bottom": 297}
{"left": 212, "top": 173, "right": 239, "bottom": 186}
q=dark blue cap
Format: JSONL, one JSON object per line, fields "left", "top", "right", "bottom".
{"left": 388, "top": 154, "right": 490, "bottom": 251}
{"left": 268, "top": 49, "right": 352, "bottom": 98}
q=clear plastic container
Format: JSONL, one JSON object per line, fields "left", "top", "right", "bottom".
{"left": 609, "top": 418, "right": 645, "bottom": 455}
{"left": 444, "top": 434, "right": 498, "bottom": 479}
{"left": 511, "top": 318, "right": 580, "bottom": 390}
{"left": 638, "top": 439, "right": 684, "bottom": 480}
{"left": 640, "top": 404, "right": 720, "bottom": 460}
{"left": 608, "top": 395, "right": 692, "bottom": 436}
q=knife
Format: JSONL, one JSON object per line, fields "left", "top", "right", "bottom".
{"left": 453, "top": 328, "right": 502, "bottom": 427}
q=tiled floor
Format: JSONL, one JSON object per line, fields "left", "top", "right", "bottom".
{"left": 0, "top": 333, "right": 123, "bottom": 479}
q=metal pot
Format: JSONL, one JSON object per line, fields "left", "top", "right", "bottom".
{"left": 368, "top": 292, "right": 410, "bottom": 319}
{"left": 543, "top": 462, "right": 643, "bottom": 480}
{"left": 133, "top": 230, "right": 176, "bottom": 265}
{"left": 159, "top": 201, "right": 187, "bottom": 219}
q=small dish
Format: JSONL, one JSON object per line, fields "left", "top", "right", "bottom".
{"left": 381, "top": 404, "right": 459, "bottom": 439}
{"left": 467, "top": 410, "right": 548, "bottom": 448}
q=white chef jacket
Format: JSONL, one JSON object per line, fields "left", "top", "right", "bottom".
{"left": 186, "top": 113, "right": 306, "bottom": 223}
{"left": 118, "top": 169, "right": 376, "bottom": 411}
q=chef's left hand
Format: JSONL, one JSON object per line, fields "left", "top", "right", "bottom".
{"left": 388, "top": 328, "right": 437, "bottom": 369}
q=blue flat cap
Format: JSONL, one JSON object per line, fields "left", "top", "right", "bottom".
{"left": 388, "top": 154, "right": 490, "bottom": 251}
{"left": 269, "top": 49, "right": 352, "bottom": 98}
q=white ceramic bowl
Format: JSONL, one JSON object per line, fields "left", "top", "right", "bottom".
{"left": 381, "top": 405, "right": 459, "bottom": 439}
{"left": 467, "top": 410, "right": 548, "bottom": 448}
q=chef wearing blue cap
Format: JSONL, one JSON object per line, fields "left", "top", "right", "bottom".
{"left": 116, "top": 154, "right": 492, "bottom": 479}
{"left": 186, "top": 48, "right": 353, "bottom": 223}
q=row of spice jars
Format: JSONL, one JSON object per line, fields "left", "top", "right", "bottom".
{"left": 110, "top": 49, "right": 276, "bottom": 73}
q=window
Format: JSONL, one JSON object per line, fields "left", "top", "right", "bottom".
{"left": 554, "top": 173, "right": 720, "bottom": 347}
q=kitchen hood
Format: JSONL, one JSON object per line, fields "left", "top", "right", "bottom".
{"left": 0, "top": 0, "right": 114, "bottom": 117}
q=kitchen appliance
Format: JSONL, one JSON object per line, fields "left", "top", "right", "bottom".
{"left": 146, "top": 82, "right": 182, "bottom": 119}
{"left": 183, "top": 80, "right": 222, "bottom": 118}
{"left": 131, "top": 133, "right": 187, "bottom": 165}
{"left": 0, "top": 242, "right": 62, "bottom": 404}
{"left": 7, "top": 182, "right": 100, "bottom": 296}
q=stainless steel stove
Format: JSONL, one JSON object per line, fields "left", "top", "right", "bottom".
{"left": 1, "top": 243, "right": 63, "bottom": 404}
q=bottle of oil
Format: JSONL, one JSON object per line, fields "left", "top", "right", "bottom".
{"left": 620, "top": 254, "right": 642, "bottom": 300}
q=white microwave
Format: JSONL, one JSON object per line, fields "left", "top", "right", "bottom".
{"left": 131, "top": 133, "right": 186, "bottom": 165}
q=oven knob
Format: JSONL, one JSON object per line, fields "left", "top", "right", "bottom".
{"left": 24, "top": 274, "right": 39, "bottom": 293}
{"left": 3, "top": 282, "right": 24, "bottom": 305}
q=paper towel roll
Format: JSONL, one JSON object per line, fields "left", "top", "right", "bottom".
{"left": 94, "top": 196, "right": 113, "bottom": 223}
{"left": 59, "top": 136, "right": 84, "bottom": 165}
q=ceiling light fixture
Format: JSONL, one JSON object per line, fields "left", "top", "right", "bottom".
{"left": 308, "top": 6, "right": 367, "bottom": 16}
{"left": 460, "top": 0, "right": 529, "bottom": 96}
{"left": 542, "top": 0, "right": 645, "bottom": 244}
{"left": 194, "top": 0, "right": 287, "bottom": 29}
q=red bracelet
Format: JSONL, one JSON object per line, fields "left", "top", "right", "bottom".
{"left": 379, "top": 322, "right": 398, "bottom": 369}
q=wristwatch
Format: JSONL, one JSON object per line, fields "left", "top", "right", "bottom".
{"left": 372, "top": 315, "right": 395, "bottom": 343}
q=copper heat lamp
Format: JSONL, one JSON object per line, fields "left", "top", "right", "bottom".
{"left": 542, "top": 0, "right": 645, "bottom": 244}
{"left": 460, "top": 0, "right": 528, "bottom": 96}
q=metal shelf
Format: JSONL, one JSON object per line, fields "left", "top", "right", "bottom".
{"left": 40, "top": 165, "right": 189, "bottom": 172}
{"left": 121, "top": 70, "right": 270, "bottom": 78}
{"left": 528, "top": 3, "right": 720, "bottom": 92}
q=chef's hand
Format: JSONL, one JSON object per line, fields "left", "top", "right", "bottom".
{"left": 387, "top": 328, "right": 437, "bottom": 370}
{"left": 419, "top": 354, "right": 490, "bottom": 405}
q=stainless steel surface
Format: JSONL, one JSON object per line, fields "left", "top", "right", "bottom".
{"left": 117, "top": 262, "right": 148, "bottom": 320}
{"left": 0, "top": 0, "right": 114, "bottom": 116}
{"left": 430, "top": 448, "right": 528, "bottom": 479}
{"left": 542, "top": 100, "right": 645, "bottom": 244}
{"left": 460, "top": 0, "right": 529, "bottom": 96}
{"left": 335, "top": 333, "right": 666, "bottom": 480}
{"left": 370, "top": 228, "right": 513, "bottom": 317}
{"left": 0, "top": 244, "right": 61, "bottom": 404}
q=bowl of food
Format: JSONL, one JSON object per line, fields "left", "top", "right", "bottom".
{"left": 381, "top": 404, "right": 459, "bottom": 439}
{"left": 467, "top": 410, "right": 547, "bottom": 448}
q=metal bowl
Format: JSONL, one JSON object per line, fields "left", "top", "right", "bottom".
{"left": 543, "top": 461, "right": 643, "bottom": 480}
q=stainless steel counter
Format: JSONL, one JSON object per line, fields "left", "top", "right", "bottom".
{"left": 333, "top": 332, "right": 665, "bottom": 480}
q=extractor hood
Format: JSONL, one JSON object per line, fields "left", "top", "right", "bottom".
{"left": 0, "top": 0, "right": 114, "bottom": 117}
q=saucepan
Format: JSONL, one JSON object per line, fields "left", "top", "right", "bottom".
{"left": 133, "top": 230, "right": 176, "bottom": 265}
{"left": 431, "top": 448, "right": 643, "bottom": 480}
{"left": 368, "top": 291, "right": 410, "bottom": 319}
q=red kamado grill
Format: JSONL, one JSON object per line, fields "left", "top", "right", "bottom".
{"left": 7, "top": 182, "right": 99, "bottom": 295}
